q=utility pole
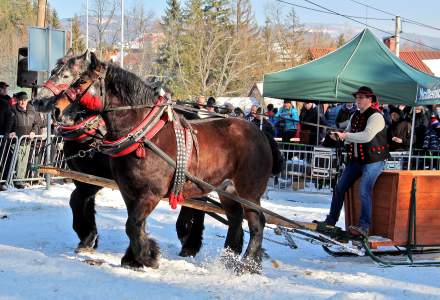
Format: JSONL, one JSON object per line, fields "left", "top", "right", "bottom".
{"left": 86, "top": 0, "right": 89, "bottom": 49}
{"left": 37, "top": 0, "right": 46, "bottom": 27}
{"left": 120, "top": 0, "right": 124, "bottom": 68}
{"left": 395, "top": 16, "right": 401, "bottom": 57}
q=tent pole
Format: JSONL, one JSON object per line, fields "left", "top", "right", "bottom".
{"left": 316, "top": 102, "right": 320, "bottom": 146}
{"left": 408, "top": 109, "right": 416, "bottom": 170}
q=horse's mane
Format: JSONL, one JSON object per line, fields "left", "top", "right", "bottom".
{"left": 105, "top": 64, "right": 157, "bottom": 106}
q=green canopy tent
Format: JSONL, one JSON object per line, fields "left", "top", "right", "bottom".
{"left": 263, "top": 28, "right": 440, "bottom": 105}
{"left": 263, "top": 28, "right": 440, "bottom": 168}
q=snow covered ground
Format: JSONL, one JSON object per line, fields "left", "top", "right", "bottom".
{"left": 0, "top": 184, "right": 439, "bottom": 299}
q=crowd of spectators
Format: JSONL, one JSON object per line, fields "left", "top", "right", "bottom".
{"left": 2, "top": 84, "right": 440, "bottom": 190}
{"left": 189, "top": 94, "right": 440, "bottom": 153}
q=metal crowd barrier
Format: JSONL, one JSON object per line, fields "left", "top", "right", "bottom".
{"left": 1, "top": 136, "right": 439, "bottom": 193}
{"left": 0, "top": 135, "right": 67, "bottom": 189}
{"left": 269, "top": 143, "right": 440, "bottom": 194}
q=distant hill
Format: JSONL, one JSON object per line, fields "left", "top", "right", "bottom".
{"left": 305, "top": 22, "right": 440, "bottom": 49}
{"left": 60, "top": 16, "right": 440, "bottom": 51}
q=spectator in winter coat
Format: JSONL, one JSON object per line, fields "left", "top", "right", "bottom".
{"left": 233, "top": 107, "right": 245, "bottom": 118}
{"left": 0, "top": 82, "right": 14, "bottom": 191}
{"left": 335, "top": 102, "right": 357, "bottom": 129}
{"left": 245, "top": 105, "right": 275, "bottom": 137}
{"left": 423, "top": 117, "right": 440, "bottom": 151}
{"left": 387, "top": 106, "right": 413, "bottom": 151}
{"left": 10, "top": 92, "right": 42, "bottom": 138}
{"left": 0, "top": 81, "right": 14, "bottom": 137}
{"left": 275, "top": 100, "right": 299, "bottom": 142}
{"left": 408, "top": 106, "right": 430, "bottom": 149}
{"left": 10, "top": 92, "right": 42, "bottom": 187}
{"left": 299, "top": 102, "right": 327, "bottom": 145}
{"left": 325, "top": 104, "right": 343, "bottom": 128}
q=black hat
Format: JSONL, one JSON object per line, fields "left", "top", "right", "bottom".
{"left": 389, "top": 106, "right": 402, "bottom": 118}
{"left": 0, "top": 81, "right": 9, "bottom": 88}
{"left": 352, "top": 86, "right": 377, "bottom": 102}
{"left": 14, "top": 91, "right": 28, "bottom": 100}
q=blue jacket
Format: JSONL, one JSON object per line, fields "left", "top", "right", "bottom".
{"left": 275, "top": 107, "right": 299, "bottom": 131}
{"left": 325, "top": 104, "right": 342, "bottom": 128}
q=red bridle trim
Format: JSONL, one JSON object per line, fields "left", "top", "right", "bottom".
{"left": 43, "top": 80, "right": 69, "bottom": 96}
{"left": 57, "top": 115, "right": 105, "bottom": 142}
{"left": 101, "top": 96, "right": 167, "bottom": 157}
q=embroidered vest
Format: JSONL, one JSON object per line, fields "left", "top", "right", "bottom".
{"left": 347, "top": 107, "right": 389, "bottom": 163}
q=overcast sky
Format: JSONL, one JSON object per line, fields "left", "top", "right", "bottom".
{"left": 49, "top": 0, "right": 440, "bottom": 39}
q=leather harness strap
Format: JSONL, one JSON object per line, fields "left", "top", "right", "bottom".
{"left": 43, "top": 80, "right": 70, "bottom": 96}
{"left": 57, "top": 115, "right": 106, "bottom": 142}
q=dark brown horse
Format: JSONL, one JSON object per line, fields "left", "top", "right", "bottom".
{"left": 39, "top": 52, "right": 281, "bottom": 272}
{"left": 33, "top": 51, "right": 207, "bottom": 257}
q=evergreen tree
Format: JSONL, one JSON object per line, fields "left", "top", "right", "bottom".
{"left": 50, "top": 10, "right": 61, "bottom": 29}
{"left": 336, "top": 33, "right": 346, "bottom": 47}
{"left": 157, "top": 0, "right": 186, "bottom": 96}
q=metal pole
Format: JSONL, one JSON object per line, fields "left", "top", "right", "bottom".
{"left": 70, "top": 18, "right": 73, "bottom": 48}
{"left": 46, "top": 28, "right": 52, "bottom": 189}
{"left": 120, "top": 0, "right": 124, "bottom": 68}
{"left": 408, "top": 108, "right": 416, "bottom": 170}
{"left": 86, "top": 0, "right": 89, "bottom": 49}
{"left": 316, "top": 103, "right": 320, "bottom": 145}
{"left": 395, "top": 16, "right": 401, "bottom": 57}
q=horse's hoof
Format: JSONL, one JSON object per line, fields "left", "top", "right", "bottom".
{"left": 121, "top": 256, "right": 143, "bottom": 270}
{"left": 241, "top": 257, "right": 262, "bottom": 274}
{"left": 179, "top": 248, "right": 198, "bottom": 257}
{"left": 75, "top": 246, "right": 96, "bottom": 254}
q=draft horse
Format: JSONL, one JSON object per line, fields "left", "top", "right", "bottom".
{"left": 33, "top": 51, "right": 207, "bottom": 257}
{"left": 41, "top": 52, "right": 281, "bottom": 272}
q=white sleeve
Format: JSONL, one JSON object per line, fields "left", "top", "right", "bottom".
{"left": 344, "top": 113, "right": 385, "bottom": 143}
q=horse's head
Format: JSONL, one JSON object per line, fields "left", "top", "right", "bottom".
{"left": 32, "top": 49, "right": 95, "bottom": 113}
{"left": 51, "top": 51, "right": 108, "bottom": 125}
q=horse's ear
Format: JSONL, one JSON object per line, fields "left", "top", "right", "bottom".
{"left": 66, "top": 48, "right": 74, "bottom": 57}
{"left": 89, "top": 52, "right": 98, "bottom": 68}
{"left": 81, "top": 49, "right": 89, "bottom": 60}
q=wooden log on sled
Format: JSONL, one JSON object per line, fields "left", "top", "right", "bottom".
{"left": 39, "top": 166, "right": 317, "bottom": 231}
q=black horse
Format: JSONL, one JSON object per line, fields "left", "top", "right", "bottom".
{"left": 37, "top": 52, "right": 282, "bottom": 273}
{"left": 34, "top": 51, "right": 206, "bottom": 256}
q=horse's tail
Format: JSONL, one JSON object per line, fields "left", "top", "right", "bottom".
{"left": 262, "top": 130, "right": 283, "bottom": 175}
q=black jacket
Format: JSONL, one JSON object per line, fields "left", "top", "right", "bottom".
{"left": 0, "top": 95, "right": 14, "bottom": 136}
{"left": 11, "top": 104, "right": 42, "bottom": 137}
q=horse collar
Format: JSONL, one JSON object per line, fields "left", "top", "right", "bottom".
{"left": 97, "top": 96, "right": 168, "bottom": 157}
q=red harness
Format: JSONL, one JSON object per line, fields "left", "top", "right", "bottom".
{"left": 57, "top": 115, "right": 106, "bottom": 142}
{"left": 43, "top": 80, "right": 70, "bottom": 96}
{"left": 98, "top": 97, "right": 168, "bottom": 158}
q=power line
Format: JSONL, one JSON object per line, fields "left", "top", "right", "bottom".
{"left": 347, "top": 0, "right": 440, "bottom": 32}
{"left": 402, "top": 19, "right": 440, "bottom": 32}
{"left": 275, "top": 0, "right": 393, "bottom": 21}
{"left": 297, "top": 0, "right": 440, "bottom": 51}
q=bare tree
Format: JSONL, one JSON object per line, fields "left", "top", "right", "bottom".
{"left": 124, "top": 4, "right": 157, "bottom": 78}
{"left": 89, "top": 0, "right": 118, "bottom": 59}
